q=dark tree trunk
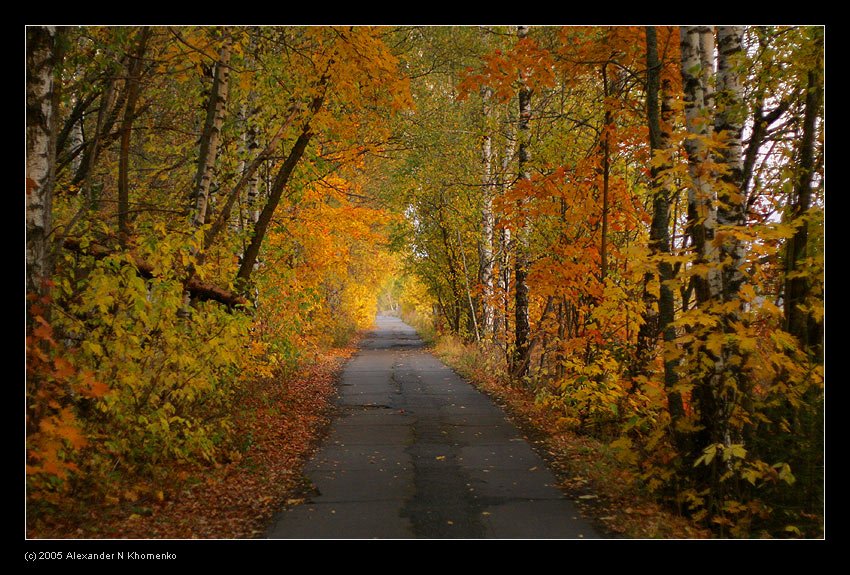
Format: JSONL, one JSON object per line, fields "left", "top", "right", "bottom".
{"left": 600, "top": 63, "right": 610, "bottom": 281}
{"left": 117, "top": 27, "right": 151, "bottom": 246}
{"left": 636, "top": 27, "right": 683, "bottom": 420}
{"left": 513, "top": 25, "right": 532, "bottom": 380}
{"left": 784, "top": 63, "right": 823, "bottom": 355}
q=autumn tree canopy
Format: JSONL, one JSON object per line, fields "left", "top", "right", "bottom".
{"left": 26, "top": 25, "right": 823, "bottom": 539}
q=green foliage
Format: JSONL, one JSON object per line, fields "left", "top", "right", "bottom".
{"left": 35, "top": 230, "right": 251, "bottom": 501}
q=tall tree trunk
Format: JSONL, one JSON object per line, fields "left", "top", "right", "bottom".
{"left": 697, "top": 25, "right": 747, "bottom": 455}
{"left": 636, "top": 27, "right": 662, "bottom": 373}
{"left": 494, "top": 120, "right": 516, "bottom": 346}
{"left": 784, "top": 45, "right": 823, "bottom": 354}
{"left": 68, "top": 95, "right": 85, "bottom": 175}
{"left": 479, "top": 85, "right": 495, "bottom": 337}
{"left": 681, "top": 25, "right": 721, "bottom": 305}
{"left": 238, "top": 104, "right": 261, "bottom": 235}
{"left": 637, "top": 27, "right": 683, "bottom": 420}
{"left": 191, "top": 35, "right": 232, "bottom": 229}
{"left": 117, "top": 27, "right": 151, "bottom": 246}
{"left": 600, "top": 63, "right": 611, "bottom": 281}
{"left": 459, "top": 230, "right": 481, "bottom": 342}
{"left": 714, "top": 27, "right": 747, "bottom": 304}
{"left": 513, "top": 25, "right": 532, "bottom": 380}
{"left": 235, "top": 35, "right": 261, "bottom": 239}
{"left": 681, "top": 25, "right": 724, "bottom": 459}
{"left": 681, "top": 26, "right": 749, "bottom": 470}
{"left": 26, "top": 26, "right": 60, "bottom": 298}
{"left": 439, "top": 212, "right": 464, "bottom": 334}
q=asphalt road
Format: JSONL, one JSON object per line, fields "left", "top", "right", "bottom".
{"left": 265, "top": 315, "right": 601, "bottom": 539}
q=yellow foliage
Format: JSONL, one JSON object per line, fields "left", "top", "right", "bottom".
{"left": 253, "top": 176, "right": 398, "bottom": 358}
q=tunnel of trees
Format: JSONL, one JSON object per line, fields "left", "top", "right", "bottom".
{"left": 26, "top": 25, "right": 823, "bottom": 538}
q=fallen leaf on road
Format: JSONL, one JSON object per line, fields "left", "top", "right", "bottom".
{"left": 435, "top": 455, "right": 446, "bottom": 460}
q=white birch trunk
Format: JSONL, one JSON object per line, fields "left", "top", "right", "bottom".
{"left": 715, "top": 26, "right": 747, "bottom": 301}
{"left": 494, "top": 121, "right": 516, "bottom": 344}
{"left": 698, "top": 27, "right": 715, "bottom": 113}
{"left": 192, "top": 37, "right": 232, "bottom": 228}
{"left": 682, "top": 26, "right": 748, "bottom": 455}
{"left": 235, "top": 104, "right": 261, "bottom": 233}
{"left": 238, "top": 37, "right": 261, "bottom": 233}
{"left": 245, "top": 129, "right": 261, "bottom": 227}
{"left": 69, "top": 94, "right": 84, "bottom": 175}
{"left": 479, "top": 85, "right": 495, "bottom": 337}
{"left": 714, "top": 26, "right": 747, "bottom": 449}
{"left": 680, "top": 25, "right": 721, "bottom": 301}
{"left": 26, "top": 26, "right": 57, "bottom": 295}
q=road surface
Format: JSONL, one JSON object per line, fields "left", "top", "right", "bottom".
{"left": 265, "top": 315, "right": 601, "bottom": 539}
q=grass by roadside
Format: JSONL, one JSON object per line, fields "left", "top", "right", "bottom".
{"left": 429, "top": 333, "right": 711, "bottom": 539}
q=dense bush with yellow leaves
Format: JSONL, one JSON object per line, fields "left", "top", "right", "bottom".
{"left": 27, "top": 231, "right": 251, "bottom": 510}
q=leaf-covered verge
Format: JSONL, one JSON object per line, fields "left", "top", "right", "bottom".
{"left": 27, "top": 340, "right": 358, "bottom": 539}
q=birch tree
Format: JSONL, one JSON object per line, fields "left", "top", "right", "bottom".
{"left": 714, "top": 27, "right": 747, "bottom": 304}
{"left": 478, "top": 84, "right": 496, "bottom": 337}
{"left": 26, "top": 26, "right": 59, "bottom": 297}
{"left": 681, "top": 25, "right": 721, "bottom": 305}
{"left": 494, "top": 121, "right": 515, "bottom": 347}
{"left": 680, "top": 25, "right": 749, "bottom": 458}
{"left": 191, "top": 33, "right": 232, "bottom": 229}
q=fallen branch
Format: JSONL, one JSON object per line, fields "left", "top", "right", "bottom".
{"left": 62, "top": 237, "right": 249, "bottom": 309}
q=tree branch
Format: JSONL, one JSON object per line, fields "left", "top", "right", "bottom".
{"left": 62, "top": 237, "right": 249, "bottom": 309}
